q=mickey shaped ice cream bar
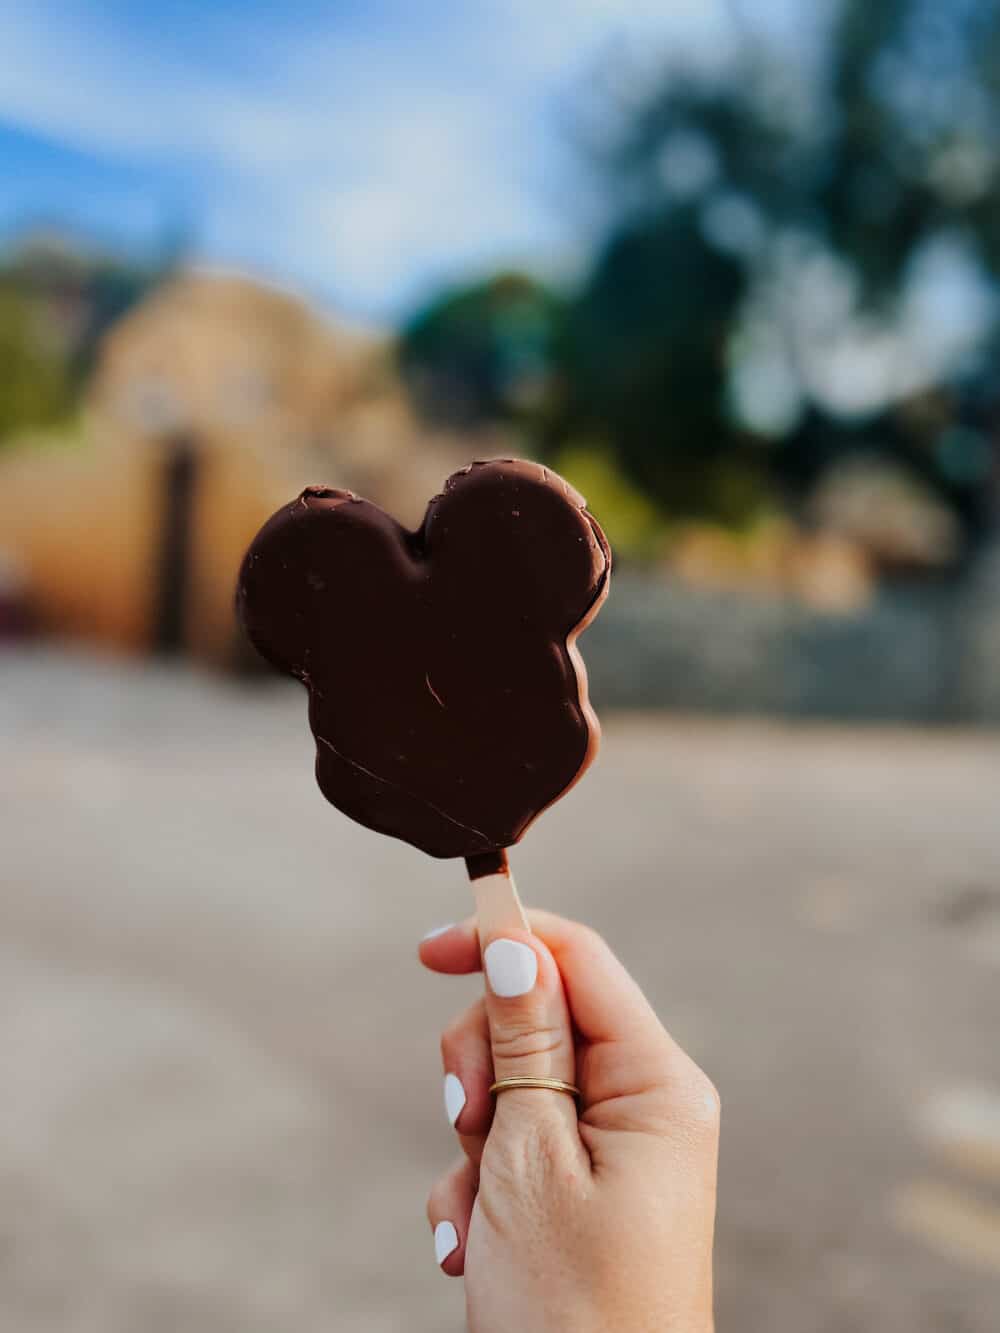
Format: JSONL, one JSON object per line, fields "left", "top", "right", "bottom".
{"left": 236, "top": 459, "right": 610, "bottom": 913}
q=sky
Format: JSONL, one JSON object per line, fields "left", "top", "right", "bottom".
{"left": 0, "top": 0, "right": 806, "bottom": 323}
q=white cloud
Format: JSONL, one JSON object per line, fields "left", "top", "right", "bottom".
{"left": 0, "top": 0, "right": 753, "bottom": 313}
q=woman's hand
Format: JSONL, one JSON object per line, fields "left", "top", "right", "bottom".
{"left": 419, "top": 911, "right": 719, "bottom": 1333}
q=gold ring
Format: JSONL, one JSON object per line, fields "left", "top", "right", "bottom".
{"left": 489, "top": 1077, "right": 580, "bottom": 1099}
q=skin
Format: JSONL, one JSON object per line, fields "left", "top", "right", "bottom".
{"left": 420, "top": 911, "right": 719, "bottom": 1333}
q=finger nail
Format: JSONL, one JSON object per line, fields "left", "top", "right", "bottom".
{"left": 422, "top": 923, "right": 455, "bottom": 942}
{"left": 443, "top": 1073, "right": 467, "bottom": 1127}
{"left": 484, "top": 939, "right": 537, "bottom": 997}
{"left": 434, "top": 1220, "right": 459, "bottom": 1266}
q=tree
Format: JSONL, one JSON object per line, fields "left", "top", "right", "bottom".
{"left": 555, "top": 0, "right": 1000, "bottom": 538}
{"left": 0, "top": 287, "right": 73, "bottom": 441}
{"left": 402, "top": 1, "right": 1000, "bottom": 547}
{"left": 398, "top": 273, "right": 564, "bottom": 430}
{"left": 556, "top": 206, "right": 753, "bottom": 521}
{"left": 0, "top": 235, "right": 172, "bottom": 443}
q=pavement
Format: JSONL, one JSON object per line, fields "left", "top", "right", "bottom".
{"left": 1, "top": 648, "right": 998, "bottom": 1331}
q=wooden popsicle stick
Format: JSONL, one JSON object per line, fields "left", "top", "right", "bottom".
{"left": 466, "top": 849, "right": 530, "bottom": 941}
{"left": 473, "top": 869, "right": 530, "bottom": 939}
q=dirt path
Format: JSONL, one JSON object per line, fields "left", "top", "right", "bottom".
{"left": 2, "top": 650, "right": 998, "bottom": 1331}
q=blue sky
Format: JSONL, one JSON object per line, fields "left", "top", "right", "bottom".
{"left": 1, "top": 1, "right": 805, "bottom": 322}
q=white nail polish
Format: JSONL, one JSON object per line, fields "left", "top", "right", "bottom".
{"left": 434, "top": 1220, "right": 459, "bottom": 1265}
{"left": 484, "top": 939, "right": 537, "bottom": 997}
{"left": 422, "top": 923, "right": 455, "bottom": 941}
{"left": 444, "top": 1073, "right": 466, "bottom": 1127}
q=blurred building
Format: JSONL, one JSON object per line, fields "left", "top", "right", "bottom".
{"left": 0, "top": 270, "right": 505, "bottom": 665}
{"left": 89, "top": 270, "right": 374, "bottom": 450}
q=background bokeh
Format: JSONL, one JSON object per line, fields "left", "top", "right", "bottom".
{"left": 2, "top": 2, "right": 999, "bottom": 1330}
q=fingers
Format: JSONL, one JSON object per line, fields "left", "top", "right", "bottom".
{"left": 426, "top": 1157, "right": 477, "bottom": 1277}
{"left": 440, "top": 998, "right": 493, "bottom": 1164}
{"left": 478, "top": 927, "right": 582, "bottom": 1146}
{"left": 422, "top": 911, "right": 673, "bottom": 1047}
{"left": 420, "top": 912, "right": 666, "bottom": 1044}
{"left": 421, "top": 912, "right": 714, "bottom": 1133}
{"left": 419, "top": 920, "right": 481, "bottom": 974}
{"left": 527, "top": 911, "right": 676, "bottom": 1054}
{"left": 525, "top": 914, "right": 719, "bottom": 1147}
{"left": 479, "top": 930, "right": 574, "bottom": 1079}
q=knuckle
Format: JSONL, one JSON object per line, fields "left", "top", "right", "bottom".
{"left": 702, "top": 1077, "right": 722, "bottom": 1123}
{"left": 678, "top": 1070, "right": 722, "bottom": 1136}
{"left": 491, "top": 1019, "right": 566, "bottom": 1064}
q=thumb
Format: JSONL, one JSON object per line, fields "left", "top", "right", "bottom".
{"left": 480, "top": 929, "right": 579, "bottom": 1142}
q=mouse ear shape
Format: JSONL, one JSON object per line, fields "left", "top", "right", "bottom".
{"left": 422, "top": 460, "right": 610, "bottom": 634}
{"left": 236, "top": 486, "right": 413, "bottom": 678}
{"left": 235, "top": 462, "right": 611, "bottom": 860}
{"left": 236, "top": 488, "right": 345, "bottom": 677}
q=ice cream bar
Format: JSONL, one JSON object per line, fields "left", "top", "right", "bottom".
{"left": 236, "top": 459, "right": 610, "bottom": 874}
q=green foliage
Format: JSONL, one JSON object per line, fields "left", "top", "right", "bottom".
{"left": 556, "top": 207, "right": 762, "bottom": 523}
{"left": 6, "top": 239, "right": 165, "bottom": 384}
{"left": 402, "top": 1, "right": 1000, "bottom": 547}
{"left": 552, "top": 442, "right": 665, "bottom": 561}
{"left": 399, "top": 272, "right": 564, "bottom": 428}
{"left": 0, "top": 237, "right": 170, "bottom": 446}
{"left": 569, "top": 1, "right": 1000, "bottom": 529}
{"left": 820, "top": 0, "right": 1000, "bottom": 293}
{"left": 0, "top": 288, "right": 74, "bottom": 442}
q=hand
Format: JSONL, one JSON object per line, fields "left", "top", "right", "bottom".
{"left": 419, "top": 911, "right": 719, "bottom": 1333}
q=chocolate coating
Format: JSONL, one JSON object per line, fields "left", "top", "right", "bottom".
{"left": 236, "top": 459, "right": 611, "bottom": 859}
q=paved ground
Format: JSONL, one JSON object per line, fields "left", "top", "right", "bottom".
{"left": 1, "top": 649, "right": 998, "bottom": 1332}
